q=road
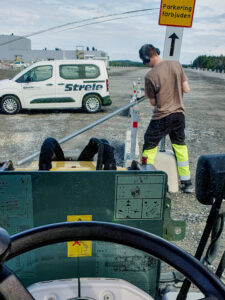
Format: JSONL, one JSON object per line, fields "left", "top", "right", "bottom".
{"left": 0, "top": 67, "right": 225, "bottom": 273}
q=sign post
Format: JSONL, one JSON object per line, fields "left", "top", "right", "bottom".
{"left": 159, "top": 0, "right": 196, "bottom": 61}
{"left": 163, "top": 26, "right": 183, "bottom": 61}
{"left": 158, "top": 0, "right": 196, "bottom": 150}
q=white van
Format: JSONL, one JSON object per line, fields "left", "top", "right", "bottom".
{"left": 0, "top": 60, "right": 111, "bottom": 114}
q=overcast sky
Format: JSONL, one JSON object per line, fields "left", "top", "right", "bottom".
{"left": 0, "top": 0, "right": 224, "bottom": 64}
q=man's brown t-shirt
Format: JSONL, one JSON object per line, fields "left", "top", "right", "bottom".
{"left": 145, "top": 60, "right": 187, "bottom": 120}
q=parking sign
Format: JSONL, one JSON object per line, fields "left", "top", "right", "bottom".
{"left": 159, "top": 0, "right": 196, "bottom": 28}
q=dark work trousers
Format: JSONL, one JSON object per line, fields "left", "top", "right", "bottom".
{"left": 142, "top": 112, "right": 191, "bottom": 182}
{"left": 143, "top": 112, "right": 186, "bottom": 150}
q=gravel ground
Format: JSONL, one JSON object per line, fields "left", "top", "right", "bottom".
{"left": 0, "top": 66, "right": 225, "bottom": 287}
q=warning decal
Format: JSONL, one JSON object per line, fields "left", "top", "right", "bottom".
{"left": 115, "top": 174, "right": 165, "bottom": 220}
{"left": 67, "top": 215, "right": 92, "bottom": 257}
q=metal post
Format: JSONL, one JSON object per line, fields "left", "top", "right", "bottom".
{"left": 130, "top": 82, "right": 139, "bottom": 160}
{"left": 137, "top": 77, "right": 142, "bottom": 99}
{"left": 130, "top": 82, "right": 137, "bottom": 104}
{"left": 159, "top": 136, "right": 166, "bottom": 152}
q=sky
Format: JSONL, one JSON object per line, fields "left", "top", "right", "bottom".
{"left": 0, "top": 0, "right": 225, "bottom": 64}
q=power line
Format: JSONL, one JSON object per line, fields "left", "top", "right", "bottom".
{"left": 0, "top": 8, "right": 159, "bottom": 47}
{"left": 58, "top": 12, "right": 158, "bottom": 33}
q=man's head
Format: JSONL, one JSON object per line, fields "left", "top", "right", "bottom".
{"left": 139, "top": 44, "right": 161, "bottom": 67}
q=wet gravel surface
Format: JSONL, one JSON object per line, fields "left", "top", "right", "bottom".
{"left": 0, "top": 66, "right": 225, "bottom": 288}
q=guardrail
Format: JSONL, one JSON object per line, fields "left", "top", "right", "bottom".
{"left": 186, "top": 67, "right": 225, "bottom": 80}
{"left": 17, "top": 89, "right": 145, "bottom": 166}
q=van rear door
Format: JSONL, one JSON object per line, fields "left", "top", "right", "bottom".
{"left": 55, "top": 62, "right": 104, "bottom": 109}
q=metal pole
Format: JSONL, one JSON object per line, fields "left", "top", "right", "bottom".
{"left": 17, "top": 96, "right": 145, "bottom": 166}
{"left": 130, "top": 82, "right": 139, "bottom": 160}
{"left": 159, "top": 136, "right": 166, "bottom": 152}
{"left": 137, "top": 77, "right": 142, "bottom": 98}
{"left": 130, "top": 105, "right": 139, "bottom": 160}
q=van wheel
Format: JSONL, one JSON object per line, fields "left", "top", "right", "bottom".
{"left": 1, "top": 95, "right": 21, "bottom": 114}
{"left": 83, "top": 95, "right": 101, "bottom": 113}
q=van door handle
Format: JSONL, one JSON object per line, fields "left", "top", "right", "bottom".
{"left": 46, "top": 83, "right": 53, "bottom": 86}
{"left": 58, "top": 83, "right": 65, "bottom": 86}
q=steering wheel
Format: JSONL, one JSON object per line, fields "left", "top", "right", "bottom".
{"left": 1, "top": 221, "right": 225, "bottom": 300}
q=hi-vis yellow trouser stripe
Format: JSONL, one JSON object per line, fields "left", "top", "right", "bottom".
{"left": 172, "top": 144, "right": 191, "bottom": 181}
{"left": 142, "top": 147, "right": 158, "bottom": 165}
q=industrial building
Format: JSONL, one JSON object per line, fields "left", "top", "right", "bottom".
{"left": 0, "top": 34, "right": 109, "bottom": 66}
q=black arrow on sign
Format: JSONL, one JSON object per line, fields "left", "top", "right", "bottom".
{"left": 169, "top": 33, "right": 179, "bottom": 56}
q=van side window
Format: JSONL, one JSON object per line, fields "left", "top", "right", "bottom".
{"left": 59, "top": 65, "right": 79, "bottom": 79}
{"left": 16, "top": 65, "right": 53, "bottom": 83}
{"left": 59, "top": 64, "right": 100, "bottom": 80}
{"left": 84, "top": 65, "right": 100, "bottom": 78}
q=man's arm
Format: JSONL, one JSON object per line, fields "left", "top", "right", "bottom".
{"left": 145, "top": 77, "right": 157, "bottom": 106}
{"left": 182, "top": 80, "right": 190, "bottom": 93}
{"left": 180, "top": 62, "right": 190, "bottom": 93}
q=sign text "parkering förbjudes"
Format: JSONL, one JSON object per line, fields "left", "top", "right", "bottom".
{"left": 159, "top": 0, "right": 196, "bottom": 28}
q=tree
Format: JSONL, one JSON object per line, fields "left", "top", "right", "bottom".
{"left": 192, "top": 55, "right": 225, "bottom": 72}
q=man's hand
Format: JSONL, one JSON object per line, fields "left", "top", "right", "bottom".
{"left": 150, "top": 98, "right": 156, "bottom": 106}
{"left": 183, "top": 81, "right": 190, "bottom": 93}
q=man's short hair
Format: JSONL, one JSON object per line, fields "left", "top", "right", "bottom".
{"left": 149, "top": 45, "right": 159, "bottom": 58}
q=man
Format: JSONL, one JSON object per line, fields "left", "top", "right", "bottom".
{"left": 139, "top": 44, "right": 193, "bottom": 193}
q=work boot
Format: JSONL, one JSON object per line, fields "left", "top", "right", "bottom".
{"left": 181, "top": 180, "right": 194, "bottom": 193}
{"left": 39, "top": 137, "right": 65, "bottom": 170}
{"left": 102, "top": 144, "right": 117, "bottom": 170}
{"left": 77, "top": 138, "right": 99, "bottom": 161}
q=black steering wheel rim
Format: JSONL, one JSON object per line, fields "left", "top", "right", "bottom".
{"left": 3, "top": 221, "right": 225, "bottom": 299}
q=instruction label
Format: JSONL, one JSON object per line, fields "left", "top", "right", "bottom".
{"left": 0, "top": 175, "right": 35, "bottom": 277}
{"left": 95, "top": 241, "right": 158, "bottom": 295}
{"left": 115, "top": 174, "right": 165, "bottom": 220}
{"left": 67, "top": 215, "right": 92, "bottom": 257}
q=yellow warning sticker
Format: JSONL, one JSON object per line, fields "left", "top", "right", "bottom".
{"left": 67, "top": 215, "right": 92, "bottom": 257}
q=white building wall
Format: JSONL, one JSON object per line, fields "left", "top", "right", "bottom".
{"left": 17, "top": 50, "right": 77, "bottom": 62}
{"left": 0, "top": 35, "right": 31, "bottom": 61}
{"left": 0, "top": 35, "right": 31, "bottom": 50}
{"left": 0, "top": 35, "right": 108, "bottom": 64}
